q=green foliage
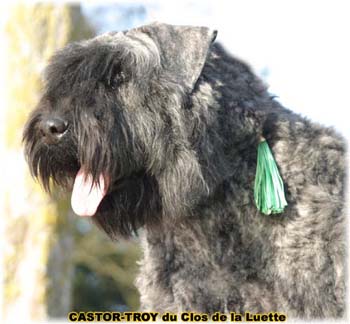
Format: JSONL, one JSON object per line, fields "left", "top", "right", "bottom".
{"left": 73, "top": 265, "right": 127, "bottom": 311}
{"left": 72, "top": 220, "right": 141, "bottom": 311}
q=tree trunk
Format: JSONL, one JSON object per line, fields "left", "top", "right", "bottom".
{"left": 1, "top": 4, "right": 93, "bottom": 321}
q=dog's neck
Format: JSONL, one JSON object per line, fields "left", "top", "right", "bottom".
{"left": 186, "top": 44, "right": 272, "bottom": 193}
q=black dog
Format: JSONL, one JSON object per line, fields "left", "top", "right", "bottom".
{"left": 23, "top": 23, "right": 346, "bottom": 318}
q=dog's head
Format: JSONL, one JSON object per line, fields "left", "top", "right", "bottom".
{"left": 23, "top": 23, "right": 217, "bottom": 238}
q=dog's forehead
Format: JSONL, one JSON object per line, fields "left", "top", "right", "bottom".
{"left": 43, "top": 23, "right": 217, "bottom": 103}
{"left": 87, "top": 30, "right": 161, "bottom": 66}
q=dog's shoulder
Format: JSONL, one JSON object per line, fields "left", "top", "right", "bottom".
{"left": 262, "top": 106, "right": 346, "bottom": 202}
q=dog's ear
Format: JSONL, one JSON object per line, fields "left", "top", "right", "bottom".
{"left": 129, "top": 22, "right": 217, "bottom": 90}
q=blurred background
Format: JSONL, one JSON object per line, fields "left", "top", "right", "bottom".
{"left": 1, "top": 0, "right": 349, "bottom": 322}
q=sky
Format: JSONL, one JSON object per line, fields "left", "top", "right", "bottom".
{"left": 82, "top": 0, "right": 350, "bottom": 138}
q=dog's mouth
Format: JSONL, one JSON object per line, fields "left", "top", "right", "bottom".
{"left": 70, "top": 167, "right": 145, "bottom": 217}
{"left": 71, "top": 166, "right": 110, "bottom": 217}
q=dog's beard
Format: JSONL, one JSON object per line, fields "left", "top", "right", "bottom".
{"left": 93, "top": 173, "right": 161, "bottom": 238}
{"left": 23, "top": 115, "right": 162, "bottom": 238}
{"left": 69, "top": 166, "right": 162, "bottom": 238}
{"left": 24, "top": 129, "right": 80, "bottom": 191}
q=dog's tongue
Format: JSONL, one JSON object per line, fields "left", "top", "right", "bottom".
{"left": 71, "top": 168, "right": 108, "bottom": 217}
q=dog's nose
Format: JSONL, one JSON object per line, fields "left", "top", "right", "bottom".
{"left": 40, "top": 117, "right": 68, "bottom": 141}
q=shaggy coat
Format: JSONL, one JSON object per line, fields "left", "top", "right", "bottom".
{"left": 23, "top": 23, "right": 346, "bottom": 318}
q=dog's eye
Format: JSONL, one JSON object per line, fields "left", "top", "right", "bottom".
{"left": 94, "top": 110, "right": 104, "bottom": 121}
{"left": 109, "top": 71, "right": 126, "bottom": 90}
{"left": 115, "top": 71, "right": 126, "bottom": 83}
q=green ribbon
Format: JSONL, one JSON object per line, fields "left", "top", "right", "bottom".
{"left": 254, "top": 139, "right": 287, "bottom": 215}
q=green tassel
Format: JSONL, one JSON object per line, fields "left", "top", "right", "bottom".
{"left": 254, "top": 139, "right": 287, "bottom": 215}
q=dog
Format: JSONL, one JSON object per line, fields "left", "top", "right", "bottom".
{"left": 23, "top": 22, "right": 346, "bottom": 318}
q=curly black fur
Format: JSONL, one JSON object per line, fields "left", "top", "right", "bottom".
{"left": 23, "top": 23, "right": 346, "bottom": 318}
